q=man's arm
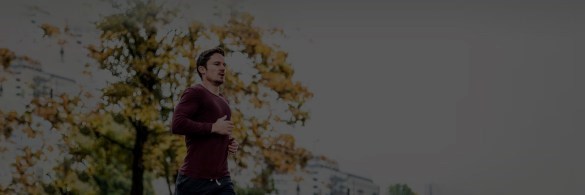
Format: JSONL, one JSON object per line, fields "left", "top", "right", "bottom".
{"left": 171, "top": 88, "right": 213, "bottom": 135}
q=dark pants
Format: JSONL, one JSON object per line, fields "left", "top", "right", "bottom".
{"left": 175, "top": 173, "right": 235, "bottom": 195}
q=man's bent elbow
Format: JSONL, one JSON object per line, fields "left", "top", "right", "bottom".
{"left": 170, "top": 119, "right": 184, "bottom": 135}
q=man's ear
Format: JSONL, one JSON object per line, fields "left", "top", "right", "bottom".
{"left": 198, "top": 66, "right": 206, "bottom": 75}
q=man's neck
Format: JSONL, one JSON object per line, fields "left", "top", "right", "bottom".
{"left": 201, "top": 81, "right": 220, "bottom": 95}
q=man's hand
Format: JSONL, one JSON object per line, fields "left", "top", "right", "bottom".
{"left": 228, "top": 137, "right": 238, "bottom": 155}
{"left": 211, "top": 115, "right": 233, "bottom": 135}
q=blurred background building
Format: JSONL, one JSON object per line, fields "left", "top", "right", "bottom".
{"left": 0, "top": 59, "right": 77, "bottom": 112}
{"left": 272, "top": 156, "right": 380, "bottom": 195}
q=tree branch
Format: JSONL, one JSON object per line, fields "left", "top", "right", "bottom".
{"left": 93, "top": 129, "right": 132, "bottom": 151}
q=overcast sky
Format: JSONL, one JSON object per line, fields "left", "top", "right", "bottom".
{"left": 2, "top": 0, "right": 585, "bottom": 194}
{"left": 238, "top": 1, "right": 585, "bottom": 194}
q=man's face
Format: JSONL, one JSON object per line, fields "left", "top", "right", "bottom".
{"left": 200, "top": 53, "right": 226, "bottom": 85}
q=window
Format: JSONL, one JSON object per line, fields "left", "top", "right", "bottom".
{"left": 32, "top": 76, "right": 49, "bottom": 98}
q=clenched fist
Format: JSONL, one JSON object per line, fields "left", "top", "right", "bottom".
{"left": 228, "top": 137, "right": 238, "bottom": 155}
{"left": 211, "top": 115, "right": 233, "bottom": 135}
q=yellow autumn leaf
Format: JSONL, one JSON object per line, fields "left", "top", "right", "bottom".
{"left": 40, "top": 23, "right": 60, "bottom": 37}
{"left": 22, "top": 126, "right": 36, "bottom": 138}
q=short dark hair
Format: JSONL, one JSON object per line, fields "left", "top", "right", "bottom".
{"left": 196, "top": 47, "right": 225, "bottom": 78}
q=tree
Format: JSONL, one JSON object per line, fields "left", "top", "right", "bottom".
{"left": 1, "top": 0, "right": 312, "bottom": 194}
{"left": 388, "top": 183, "right": 417, "bottom": 195}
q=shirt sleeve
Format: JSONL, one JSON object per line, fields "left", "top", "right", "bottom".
{"left": 171, "top": 88, "right": 213, "bottom": 135}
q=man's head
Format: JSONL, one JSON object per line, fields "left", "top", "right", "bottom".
{"left": 196, "top": 47, "right": 226, "bottom": 86}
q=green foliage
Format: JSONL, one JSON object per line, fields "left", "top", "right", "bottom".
{"left": 235, "top": 186, "right": 268, "bottom": 195}
{"left": 388, "top": 183, "right": 417, "bottom": 195}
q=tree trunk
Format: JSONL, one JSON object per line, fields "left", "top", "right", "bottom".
{"left": 131, "top": 122, "right": 148, "bottom": 195}
{"left": 164, "top": 159, "right": 172, "bottom": 195}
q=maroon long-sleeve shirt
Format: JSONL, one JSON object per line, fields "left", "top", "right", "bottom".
{"left": 171, "top": 84, "right": 231, "bottom": 179}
